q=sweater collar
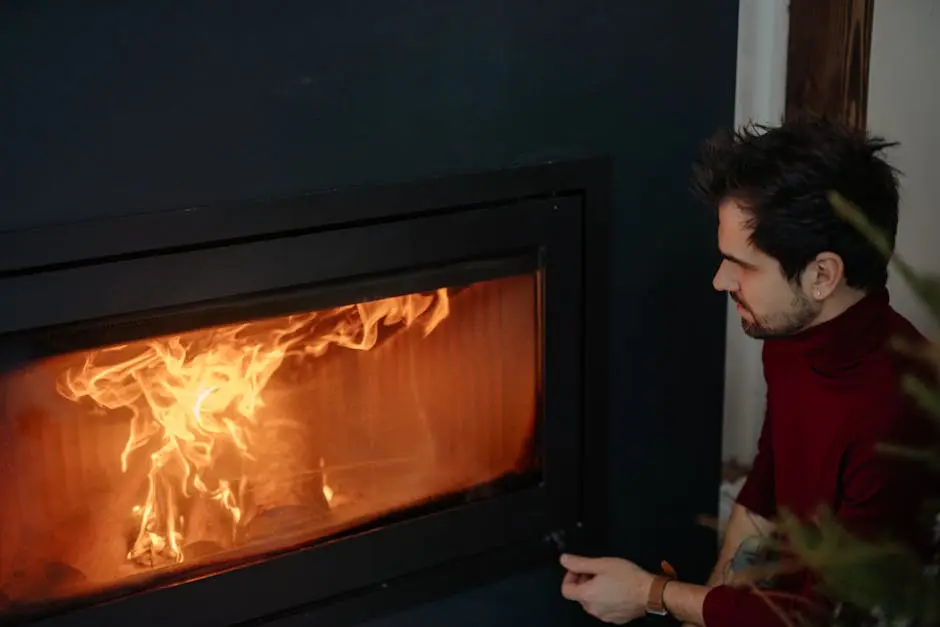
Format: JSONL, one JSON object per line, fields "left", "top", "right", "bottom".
{"left": 767, "top": 288, "right": 892, "bottom": 377}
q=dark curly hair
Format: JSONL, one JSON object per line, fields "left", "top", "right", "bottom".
{"left": 691, "top": 117, "right": 901, "bottom": 291}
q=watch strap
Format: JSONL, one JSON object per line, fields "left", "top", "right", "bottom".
{"left": 646, "top": 560, "right": 677, "bottom": 616}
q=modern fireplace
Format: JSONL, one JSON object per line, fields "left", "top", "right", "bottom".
{"left": 0, "top": 159, "right": 610, "bottom": 626}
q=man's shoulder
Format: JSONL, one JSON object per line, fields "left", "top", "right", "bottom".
{"left": 846, "top": 307, "right": 932, "bottom": 440}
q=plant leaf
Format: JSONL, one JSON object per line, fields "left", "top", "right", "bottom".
{"left": 901, "top": 374, "right": 940, "bottom": 422}
{"left": 780, "top": 507, "right": 937, "bottom": 623}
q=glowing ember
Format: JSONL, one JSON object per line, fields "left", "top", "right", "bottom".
{"left": 55, "top": 289, "right": 449, "bottom": 566}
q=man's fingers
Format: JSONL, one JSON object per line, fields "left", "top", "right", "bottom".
{"left": 562, "top": 571, "right": 591, "bottom": 586}
{"left": 561, "top": 573, "right": 587, "bottom": 601}
{"left": 560, "top": 554, "right": 605, "bottom": 604}
{"left": 559, "top": 553, "right": 605, "bottom": 575}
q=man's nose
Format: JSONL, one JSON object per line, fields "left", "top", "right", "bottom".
{"left": 712, "top": 261, "right": 736, "bottom": 292}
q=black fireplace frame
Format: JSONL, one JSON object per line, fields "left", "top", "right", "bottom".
{"left": 0, "top": 157, "right": 611, "bottom": 627}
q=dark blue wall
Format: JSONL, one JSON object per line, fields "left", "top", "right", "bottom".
{"left": 0, "top": 1, "right": 735, "bottom": 625}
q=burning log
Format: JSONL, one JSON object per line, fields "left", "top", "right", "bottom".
{"left": 181, "top": 493, "right": 237, "bottom": 552}
{"left": 236, "top": 414, "right": 332, "bottom": 547}
{"left": 237, "top": 505, "right": 327, "bottom": 548}
{"left": 179, "top": 540, "right": 226, "bottom": 561}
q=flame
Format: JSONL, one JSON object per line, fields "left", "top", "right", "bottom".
{"left": 319, "top": 457, "right": 334, "bottom": 504}
{"left": 56, "top": 288, "right": 449, "bottom": 566}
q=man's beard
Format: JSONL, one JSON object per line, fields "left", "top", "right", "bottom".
{"left": 732, "top": 289, "right": 820, "bottom": 339}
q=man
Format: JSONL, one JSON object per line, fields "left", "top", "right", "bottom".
{"left": 560, "top": 118, "right": 932, "bottom": 626}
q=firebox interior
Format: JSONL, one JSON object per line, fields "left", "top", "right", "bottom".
{"left": 0, "top": 271, "right": 541, "bottom": 618}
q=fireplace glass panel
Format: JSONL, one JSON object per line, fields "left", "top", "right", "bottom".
{"left": 0, "top": 272, "right": 541, "bottom": 617}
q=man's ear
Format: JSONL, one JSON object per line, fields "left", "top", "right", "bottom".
{"left": 805, "top": 252, "right": 844, "bottom": 300}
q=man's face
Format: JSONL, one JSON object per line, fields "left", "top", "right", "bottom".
{"left": 712, "top": 200, "right": 820, "bottom": 338}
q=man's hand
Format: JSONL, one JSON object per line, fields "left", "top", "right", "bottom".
{"left": 559, "top": 553, "right": 654, "bottom": 624}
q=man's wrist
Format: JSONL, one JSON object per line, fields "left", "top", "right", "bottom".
{"left": 660, "top": 580, "right": 711, "bottom": 626}
{"left": 645, "top": 564, "right": 676, "bottom": 616}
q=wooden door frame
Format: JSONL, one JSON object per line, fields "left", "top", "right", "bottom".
{"left": 785, "top": 0, "right": 875, "bottom": 130}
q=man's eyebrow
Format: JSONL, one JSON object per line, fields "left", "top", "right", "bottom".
{"left": 721, "top": 251, "right": 758, "bottom": 269}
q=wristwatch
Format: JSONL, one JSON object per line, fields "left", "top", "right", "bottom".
{"left": 646, "top": 560, "right": 677, "bottom": 616}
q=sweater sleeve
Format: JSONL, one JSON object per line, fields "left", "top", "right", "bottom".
{"left": 733, "top": 405, "right": 775, "bottom": 519}
{"left": 702, "top": 583, "right": 820, "bottom": 627}
{"left": 702, "top": 405, "right": 930, "bottom": 627}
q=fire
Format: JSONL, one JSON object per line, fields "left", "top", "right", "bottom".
{"left": 319, "top": 457, "right": 334, "bottom": 504}
{"left": 55, "top": 288, "right": 449, "bottom": 567}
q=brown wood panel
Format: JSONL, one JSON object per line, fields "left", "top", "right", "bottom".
{"left": 785, "top": 0, "right": 875, "bottom": 129}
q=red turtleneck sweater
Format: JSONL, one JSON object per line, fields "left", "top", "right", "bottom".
{"left": 702, "top": 289, "right": 933, "bottom": 627}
